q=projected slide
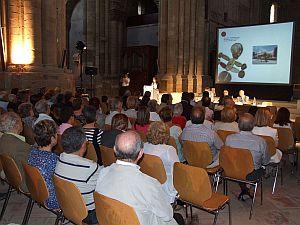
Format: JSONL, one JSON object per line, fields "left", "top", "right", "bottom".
{"left": 216, "top": 22, "right": 294, "bottom": 84}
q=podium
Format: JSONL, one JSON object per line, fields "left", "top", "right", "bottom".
{"left": 143, "top": 85, "right": 159, "bottom": 101}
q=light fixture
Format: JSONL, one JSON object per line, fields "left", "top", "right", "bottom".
{"left": 76, "top": 41, "right": 86, "bottom": 51}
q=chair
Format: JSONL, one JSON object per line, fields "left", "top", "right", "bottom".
{"left": 139, "top": 154, "right": 167, "bottom": 184}
{"left": 0, "top": 154, "right": 28, "bottom": 221}
{"left": 259, "top": 135, "right": 282, "bottom": 194}
{"left": 22, "top": 162, "right": 62, "bottom": 225}
{"left": 216, "top": 130, "right": 237, "bottom": 143}
{"left": 219, "top": 146, "right": 262, "bottom": 220}
{"left": 94, "top": 192, "right": 140, "bottom": 225}
{"left": 22, "top": 124, "right": 35, "bottom": 145}
{"left": 168, "top": 136, "right": 178, "bottom": 154}
{"left": 100, "top": 145, "right": 116, "bottom": 167}
{"left": 173, "top": 162, "right": 231, "bottom": 225}
{"left": 295, "top": 117, "right": 300, "bottom": 142}
{"left": 85, "top": 142, "right": 98, "bottom": 163}
{"left": 183, "top": 141, "right": 222, "bottom": 190}
{"left": 54, "top": 134, "right": 64, "bottom": 155}
{"left": 53, "top": 176, "right": 89, "bottom": 225}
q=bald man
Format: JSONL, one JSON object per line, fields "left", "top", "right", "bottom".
{"left": 95, "top": 131, "right": 180, "bottom": 225}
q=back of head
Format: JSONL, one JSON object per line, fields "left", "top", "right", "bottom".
{"left": 202, "top": 91, "right": 209, "bottom": 98}
{"left": 201, "top": 96, "right": 211, "bottom": 107}
{"left": 274, "top": 107, "right": 291, "bottom": 126}
{"left": 112, "top": 113, "right": 128, "bottom": 131}
{"left": 238, "top": 113, "right": 255, "bottom": 131}
{"left": 61, "top": 126, "right": 86, "bottom": 154}
{"left": 34, "top": 120, "right": 57, "bottom": 147}
{"left": 189, "top": 92, "right": 195, "bottom": 101}
{"left": 114, "top": 130, "right": 143, "bottom": 162}
{"left": 159, "top": 107, "right": 173, "bottom": 123}
{"left": 18, "top": 103, "right": 33, "bottom": 118}
{"left": 136, "top": 106, "right": 150, "bottom": 126}
{"left": 173, "top": 103, "right": 183, "bottom": 116}
{"left": 101, "top": 95, "right": 108, "bottom": 103}
{"left": 181, "top": 92, "right": 189, "bottom": 101}
{"left": 255, "top": 108, "right": 271, "bottom": 127}
{"left": 0, "top": 112, "right": 22, "bottom": 134}
{"left": 147, "top": 100, "right": 158, "bottom": 112}
{"left": 161, "top": 94, "right": 169, "bottom": 104}
{"left": 126, "top": 96, "right": 137, "bottom": 109}
{"left": 83, "top": 105, "right": 97, "bottom": 124}
{"left": 64, "top": 91, "right": 73, "bottom": 103}
{"left": 110, "top": 97, "right": 122, "bottom": 112}
{"left": 191, "top": 106, "right": 205, "bottom": 124}
{"left": 35, "top": 99, "right": 49, "bottom": 114}
{"left": 89, "top": 97, "right": 100, "bottom": 109}
{"left": 146, "top": 121, "right": 170, "bottom": 145}
{"left": 72, "top": 98, "right": 82, "bottom": 111}
{"left": 60, "top": 106, "right": 74, "bottom": 123}
{"left": 221, "top": 107, "right": 237, "bottom": 123}
{"left": 144, "top": 91, "right": 151, "bottom": 98}
{"left": 224, "top": 96, "right": 235, "bottom": 108}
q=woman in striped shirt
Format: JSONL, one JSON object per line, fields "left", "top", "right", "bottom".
{"left": 83, "top": 105, "right": 103, "bottom": 165}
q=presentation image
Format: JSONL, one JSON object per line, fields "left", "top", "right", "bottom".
{"left": 216, "top": 22, "right": 294, "bottom": 84}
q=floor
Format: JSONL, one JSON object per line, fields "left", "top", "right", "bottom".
{"left": 1, "top": 164, "right": 300, "bottom": 225}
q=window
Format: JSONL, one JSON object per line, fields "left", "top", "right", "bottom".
{"left": 270, "top": 3, "right": 278, "bottom": 23}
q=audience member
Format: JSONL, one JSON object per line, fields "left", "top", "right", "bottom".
{"left": 172, "top": 103, "right": 187, "bottom": 129}
{"left": 133, "top": 106, "right": 150, "bottom": 134}
{"left": 18, "top": 102, "right": 36, "bottom": 128}
{"left": 148, "top": 100, "right": 161, "bottom": 122}
{"left": 248, "top": 105, "right": 258, "bottom": 117}
{"left": 58, "top": 106, "right": 74, "bottom": 135}
{"left": 189, "top": 92, "right": 196, "bottom": 106}
{"left": 89, "top": 97, "right": 106, "bottom": 129}
{"left": 214, "top": 107, "right": 239, "bottom": 132}
{"left": 55, "top": 126, "right": 100, "bottom": 225}
{"left": 180, "top": 92, "right": 193, "bottom": 120}
{"left": 101, "top": 113, "right": 129, "bottom": 148}
{"left": 83, "top": 105, "right": 103, "bottom": 166}
{"left": 123, "top": 96, "right": 137, "bottom": 119}
{"left": 28, "top": 120, "right": 59, "bottom": 209}
{"left": 202, "top": 96, "right": 213, "bottom": 121}
{"left": 34, "top": 99, "right": 54, "bottom": 125}
{"left": 64, "top": 91, "right": 73, "bottom": 107}
{"left": 274, "top": 107, "right": 293, "bottom": 129}
{"left": 158, "top": 94, "right": 171, "bottom": 113}
{"left": 96, "top": 131, "right": 180, "bottom": 225}
{"left": 182, "top": 107, "right": 223, "bottom": 167}
{"left": 7, "top": 94, "right": 18, "bottom": 112}
{"left": 214, "top": 96, "right": 235, "bottom": 121}
{"left": 104, "top": 97, "right": 123, "bottom": 126}
{"left": 73, "top": 98, "right": 86, "bottom": 125}
{"left": 140, "top": 91, "right": 151, "bottom": 107}
{"left": 100, "top": 95, "right": 110, "bottom": 115}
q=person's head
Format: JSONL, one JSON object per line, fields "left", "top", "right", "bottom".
{"left": 60, "top": 106, "right": 74, "bottom": 124}
{"left": 239, "top": 90, "right": 245, "bottom": 97}
{"left": 201, "top": 96, "right": 211, "bottom": 107}
{"left": 238, "top": 113, "right": 255, "bottom": 131}
{"left": 173, "top": 103, "right": 183, "bottom": 116}
{"left": 8, "top": 94, "right": 17, "bottom": 103}
{"left": 34, "top": 120, "right": 57, "bottom": 148}
{"left": 56, "top": 93, "right": 64, "bottom": 104}
{"left": 35, "top": 99, "right": 50, "bottom": 115}
{"left": 152, "top": 77, "right": 157, "bottom": 82}
{"left": 146, "top": 121, "right": 170, "bottom": 145}
{"left": 202, "top": 91, "right": 209, "bottom": 98}
{"left": 167, "top": 94, "right": 173, "bottom": 105}
{"left": 159, "top": 107, "right": 173, "bottom": 123}
{"left": 30, "top": 94, "right": 42, "bottom": 106}
{"left": 136, "top": 106, "right": 150, "bottom": 126}
{"left": 89, "top": 97, "right": 100, "bottom": 110}
{"left": 111, "top": 113, "right": 129, "bottom": 131}
{"left": 18, "top": 103, "right": 34, "bottom": 118}
{"left": 0, "top": 112, "right": 23, "bottom": 134}
{"left": 191, "top": 106, "right": 205, "bottom": 124}
{"left": 110, "top": 97, "right": 122, "bottom": 112}
{"left": 254, "top": 108, "right": 272, "bottom": 127}
{"left": 147, "top": 100, "right": 158, "bottom": 112}
{"left": 64, "top": 91, "right": 73, "bottom": 103}
{"left": 274, "top": 107, "right": 291, "bottom": 126}
{"left": 114, "top": 130, "right": 144, "bottom": 163}
{"left": 221, "top": 107, "right": 237, "bottom": 123}
{"left": 161, "top": 94, "right": 170, "bottom": 104}
{"left": 61, "top": 126, "right": 87, "bottom": 156}
{"left": 223, "top": 90, "right": 229, "bottom": 96}
{"left": 143, "top": 91, "right": 151, "bottom": 98}
{"left": 72, "top": 98, "right": 83, "bottom": 111}
{"left": 101, "top": 96, "right": 108, "bottom": 103}
{"left": 181, "top": 92, "right": 190, "bottom": 101}
{"left": 83, "top": 105, "right": 97, "bottom": 124}
{"left": 126, "top": 96, "right": 137, "bottom": 110}
{"left": 248, "top": 106, "right": 258, "bottom": 117}
{"left": 189, "top": 92, "right": 195, "bottom": 101}
{"left": 224, "top": 96, "right": 235, "bottom": 108}
{"left": 17, "top": 90, "right": 30, "bottom": 103}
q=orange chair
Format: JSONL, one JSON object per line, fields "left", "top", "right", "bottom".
{"left": 94, "top": 192, "right": 140, "bottom": 225}
{"left": 219, "top": 146, "right": 262, "bottom": 220}
{"left": 173, "top": 162, "right": 231, "bottom": 225}
{"left": 22, "top": 124, "right": 35, "bottom": 145}
{"left": 100, "top": 145, "right": 116, "bottom": 167}
{"left": 22, "top": 162, "right": 62, "bottom": 225}
{"left": 168, "top": 136, "right": 178, "bottom": 154}
{"left": 85, "top": 142, "right": 98, "bottom": 163}
{"left": 139, "top": 154, "right": 167, "bottom": 184}
{"left": 216, "top": 130, "right": 237, "bottom": 143}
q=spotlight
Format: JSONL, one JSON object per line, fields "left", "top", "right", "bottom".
{"left": 76, "top": 41, "right": 86, "bottom": 51}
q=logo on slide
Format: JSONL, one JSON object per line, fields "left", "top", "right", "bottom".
{"left": 221, "top": 32, "right": 226, "bottom": 37}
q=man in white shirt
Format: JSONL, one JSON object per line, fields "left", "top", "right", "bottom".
{"left": 95, "top": 131, "right": 182, "bottom": 225}
{"left": 34, "top": 99, "right": 54, "bottom": 125}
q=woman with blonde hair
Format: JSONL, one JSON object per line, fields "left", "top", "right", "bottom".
{"left": 214, "top": 107, "right": 239, "bottom": 132}
{"left": 143, "top": 121, "right": 179, "bottom": 204}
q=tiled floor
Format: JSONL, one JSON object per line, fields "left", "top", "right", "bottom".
{"left": 1, "top": 165, "right": 300, "bottom": 225}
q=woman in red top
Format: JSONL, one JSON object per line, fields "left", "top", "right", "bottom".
{"left": 171, "top": 103, "right": 187, "bottom": 129}
{"left": 133, "top": 106, "right": 150, "bottom": 134}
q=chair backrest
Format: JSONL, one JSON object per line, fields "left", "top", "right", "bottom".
{"left": 182, "top": 141, "right": 212, "bottom": 168}
{"left": 139, "top": 154, "right": 167, "bottom": 184}
{"left": 173, "top": 162, "right": 212, "bottom": 206}
{"left": 54, "top": 134, "right": 64, "bottom": 154}
{"left": 259, "top": 135, "right": 276, "bottom": 157}
{"left": 85, "top": 142, "right": 98, "bottom": 163}
{"left": 168, "top": 136, "right": 178, "bottom": 154}
{"left": 219, "top": 146, "right": 254, "bottom": 180}
{"left": 53, "top": 176, "right": 88, "bottom": 225}
{"left": 0, "top": 154, "right": 22, "bottom": 190}
{"left": 22, "top": 162, "right": 49, "bottom": 205}
{"left": 275, "top": 127, "right": 294, "bottom": 151}
{"left": 216, "top": 130, "right": 237, "bottom": 143}
{"left": 294, "top": 117, "right": 300, "bottom": 142}
{"left": 94, "top": 192, "right": 140, "bottom": 225}
{"left": 22, "top": 124, "right": 35, "bottom": 145}
{"left": 100, "top": 145, "right": 116, "bottom": 167}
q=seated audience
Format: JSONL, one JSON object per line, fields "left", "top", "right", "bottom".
{"left": 55, "top": 127, "right": 100, "bottom": 225}
{"left": 100, "top": 95, "right": 110, "bottom": 115}
{"left": 148, "top": 100, "right": 161, "bottom": 122}
{"left": 123, "top": 96, "right": 137, "bottom": 119}
{"left": 63, "top": 91, "right": 73, "bottom": 107}
{"left": 96, "top": 131, "right": 180, "bottom": 225}
{"left": 58, "top": 106, "right": 74, "bottom": 135}
{"left": 180, "top": 92, "right": 193, "bottom": 120}
{"left": 18, "top": 102, "right": 36, "bottom": 128}
{"left": 105, "top": 97, "right": 123, "bottom": 126}
{"left": 172, "top": 103, "right": 187, "bottom": 129}
{"left": 140, "top": 91, "right": 151, "bottom": 107}
{"left": 83, "top": 105, "right": 103, "bottom": 166}
{"left": 73, "top": 98, "right": 86, "bottom": 125}
{"left": 160, "top": 107, "right": 184, "bottom": 162}
{"left": 189, "top": 92, "right": 196, "bottom": 106}
{"left": 133, "top": 106, "right": 150, "bottom": 134}
{"left": 34, "top": 99, "right": 54, "bottom": 125}
{"left": 144, "top": 122, "right": 179, "bottom": 203}
{"left": 182, "top": 107, "right": 223, "bottom": 167}
{"left": 28, "top": 120, "right": 59, "bottom": 209}
{"left": 7, "top": 94, "right": 18, "bottom": 112}
{"left": 202, "top": 96, "right": 213, "bottom": 121}
{"left": 214, "top": 107, "right": 239, "bottom": 132}
{"left": 0, "top": 112, "right": 30, "bottom": 191}
{"left": 101, "top": 114, "right": 129, "bottom": 148}
{"left": 226, "top": 113, "right": 270, "bottom": 200}
{"left": 214, "top": 96, "right": 236, "bottom": 121}
{"left": 274, "top": 107, "right": 293, "bottom": 129}
{"left": 89, "top": 97, "right": 106, "bottom": 129}
{"left": 248, "top": 105, "right": 258, "bottom": 117}
{"left": 158, "top": 94, "right": 172, "bottom": 113}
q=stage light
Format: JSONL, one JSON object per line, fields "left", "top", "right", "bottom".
{"left": 76, "top": 41, "right": 86, "bottom": 51}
